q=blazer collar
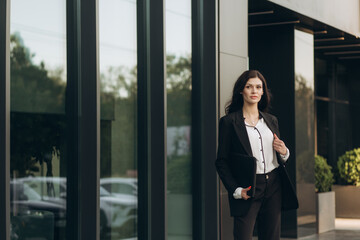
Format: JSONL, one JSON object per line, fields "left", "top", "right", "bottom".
{"left": 259, "top": 111, "right": 280, "bottom": 137}
{"left": 232, "top": 110, "right": 280, "bottom": 157}
{"left": 233, "top": 110, "right": 253, "bottom": 156}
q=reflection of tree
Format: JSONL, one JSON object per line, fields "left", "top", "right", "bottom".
{"left": 167, "top": 154, "right": 191, "bottom": 194}
{"left": 10, "top": 33, "right": 66, "bottom": 179}
{"left": 100, "top": 65, "right": 137, "bottom": 177}
{"left": 11, "top": 33, "right": 66, "bottom": 114}
{"left": 10, "top": 33, "right": 193, "bottom": 195}
{"left": 167, "top": 54, "right": 191, "bottom": 127}
{"left": 295, "top": 74, "right": 314, "bottom": 183}
{"left": 166, "top": 54, "right": 192, "bottom": 194}
{"left": 99, "top": 54, "right": 192, "bottom": 179}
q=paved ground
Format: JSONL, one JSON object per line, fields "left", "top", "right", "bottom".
{"left": 286, "top": 218, "right": 360, "bottom": 240}
{"left": 253, "top": 218, "right": 360, "bottom": 240}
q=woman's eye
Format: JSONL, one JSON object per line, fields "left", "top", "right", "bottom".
{"left": 257, "top": 86, "right": 262, "bottom": 89}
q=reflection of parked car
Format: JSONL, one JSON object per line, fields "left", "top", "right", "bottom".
{"left": 99, "top": 178, "right": 138, "bottom": 239}
{"left": 10, "top": 180, "right": 66, "bottom": 240}
{"left": 99, "top": 187, "right": 137, "bottom": 239}
{"left": 15, "top": 177, "right": 67, "bottom": 204}
{"left": 100, "top": 178, "right": 138, "bottom": 202}
{"left": 16, "top": 176, "right": 137, "bottom": 239}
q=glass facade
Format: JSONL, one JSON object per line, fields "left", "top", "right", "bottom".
{"left": 99, "top": 0, "right": 137, "bottom": 239}
{"left": 165, "top": 0, "right": 192, "bottom": 239}
{"left": 2, "top": 0, "right": 219, "bottom": 239}
{"left": 315, "top": 58, "right": 355, "bottom": 169}
{"left": 10, "top": 0, "right": 67, "bottom": 239}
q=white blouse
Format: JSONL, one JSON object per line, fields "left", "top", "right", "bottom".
{"left": 245, "top": 118, "right": 289, "bottom": 174}
{"left": 233, "top": 117, "right": 289, "bottom": 199}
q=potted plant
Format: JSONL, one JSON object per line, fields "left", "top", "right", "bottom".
{"left": 337, "top": 148, "right": 360, "bottom": 186}
{"left": 333, "top": 148, "right": 360, "bottom": 218}
{"left": 315, "top": 155, "right": 335, "bottom": 233}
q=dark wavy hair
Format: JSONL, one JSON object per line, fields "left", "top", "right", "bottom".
{"left": 225, "top": 70, "right": 271, "bottom": 115}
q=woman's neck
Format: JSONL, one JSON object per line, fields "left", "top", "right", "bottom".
{"left": 242, "top": 104, "right": 259, "bottom": 117}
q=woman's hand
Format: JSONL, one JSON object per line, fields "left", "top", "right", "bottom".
{"left": 241, "top": 186, "right": 251, "bottom": 200}
{"left": 273, "top": 133, "right": 287, "bottom": 155}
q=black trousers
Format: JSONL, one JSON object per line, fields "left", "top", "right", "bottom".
{"left": 233, "top": 167, "right": 282, "bottom": 240}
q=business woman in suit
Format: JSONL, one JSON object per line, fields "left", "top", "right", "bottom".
{"left": 215, "top": 70, "right": 298, "bottom": 240}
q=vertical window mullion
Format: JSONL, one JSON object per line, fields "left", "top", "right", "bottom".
{"left": 0, "top": 0, "right": 10, "bottom": 239}
{"left": 138, "top": 0, "right": 166, "bottom": 239}
{"left": 79, "top": 0, "right": 100, "bottom": 239}
{"left": 192, "top": 0, "right": 218, "bottom": 239}
{"left": 67, "top": 0, "right": 100, "bottom": 239}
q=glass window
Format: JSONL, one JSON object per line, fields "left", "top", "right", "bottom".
{"left": 99, "top": 0, "right": 138, "bottom": 239}
{"left": 335, "top": 63, "right": 350, "bottom": 101}
{"left": 315, "top": 58, "right": 329, "bottom": 98}
{"left": 10, "top": 0, "right": 67, "bottom": 239}
{"left": 335, "top": 103, "right": 351, "bottom": 160}
{"left": 166, "top": 0, "right": 192, "bottom": 239}
{"left": 294, "top": 29, "right": 316, "bottom": 237}
{"left": 316, "top": 100, "right": 329, "bottom": 160}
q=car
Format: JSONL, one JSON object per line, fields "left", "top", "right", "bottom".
{"left": 10, "top": 180, "right": 66, "bottom": 240}
{"left": 100, "top": 177, "right": 138, "bottom": 203}
{"left": 15, "top": 176, "right": 138, "bottom": 239}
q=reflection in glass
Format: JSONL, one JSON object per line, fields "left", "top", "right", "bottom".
{"left": 10, "top": 0, "right": 67, "bottom": 239}
{"left": 166, "top": 1, "right": 192, "bottom": 239}
{"left": 335, "top": 63, "right": 349, "bottom": 101}
{"left": 316, "top": 100, "right": 329, "bottom": 160}
{"left": 99, "top": 0, "right": 138, "bottom": 239}
{"left": 294, "top": 29, "right": 315, "bottom": 237}
{"left": 315, "top": 58, "right": 329, "bottom": 98}
{"left": 335, "top": 103, "right": 351, "bottom": 162}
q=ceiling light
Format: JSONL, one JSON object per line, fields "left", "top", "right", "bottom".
{"left": 248, "top": 10, "right": 274, "bottom": 16}
{"left": 315, "top": 37, "right": 345, "bottom": 42}
{"left": 249, "top": 20, "right": 300, "bottom": 28}
{"left": 324, "top": 51, "right": 360, "bottom": 55}
{"left": 315, "top": 44, "right": 360, "bottom": 49}
{"left": 314, "top": 30, "right": 327, "bottom": 34}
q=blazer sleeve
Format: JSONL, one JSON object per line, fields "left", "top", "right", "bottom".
{"left": 215, "top": 117, "right": 238, "bottom": 194}
{"left": 272, "top": 116, "right": 289, "bottom": 164}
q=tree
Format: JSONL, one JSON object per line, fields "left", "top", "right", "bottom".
{"left": 10, "top": 33, "right": 66, "bottom": 179}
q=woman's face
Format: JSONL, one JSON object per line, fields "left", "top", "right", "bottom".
{"left": 241, "top": 77, "right": 263, "bottom": 106}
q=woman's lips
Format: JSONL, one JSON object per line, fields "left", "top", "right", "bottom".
{"left": 250, "top": 96, "right": 257, "bottom": 99}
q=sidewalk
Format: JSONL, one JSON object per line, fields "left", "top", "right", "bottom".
{"left": 284, "top": 218, "right": 360, "bottom": 240}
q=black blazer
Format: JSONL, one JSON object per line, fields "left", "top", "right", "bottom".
{"left": 215, "top": 110, "right": 298, "bottom": 216}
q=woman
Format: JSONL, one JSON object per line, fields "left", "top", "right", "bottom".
{"left": 215, "top": 70, "right": 298, "bottom": 240}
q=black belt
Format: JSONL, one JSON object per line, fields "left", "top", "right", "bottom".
{"left": 256, "top": 167, "right": 279, "bottom": 181}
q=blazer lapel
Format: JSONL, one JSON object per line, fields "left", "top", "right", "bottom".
{"left": 260, "top": 111, "right": 280, "bottom": 137}
{"left": 260, "top": 111, "right": 285, "bottom": 164}
{"left": 233, "top": 110, "right": 253, "bottom": 157}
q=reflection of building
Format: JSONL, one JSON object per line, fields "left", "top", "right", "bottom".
{"left": 1, "top": 0, "right": 360, "bottom": 239}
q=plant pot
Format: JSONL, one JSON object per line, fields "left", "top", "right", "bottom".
{"left": 333, "top": 185, "right": 360, "bottom": 218}
{"left": 316, "top": 191, "right": 335, "bottom": 233}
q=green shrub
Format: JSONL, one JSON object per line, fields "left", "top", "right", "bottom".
{"left": 167, "top": 154, "right": 191, "bottom": 194}
{"left": 337, "top": 148, "right": 360, "bottom": 186}
{"left": 315, "top": 155, "right": 334, "bottom": 192}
